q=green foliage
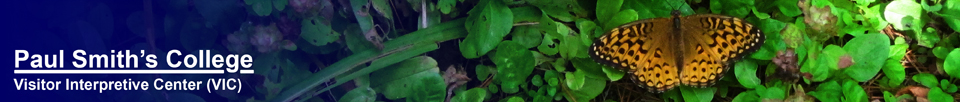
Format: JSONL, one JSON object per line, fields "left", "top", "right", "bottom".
{"left": 213, "top": 0, "right": 960, "bottom": 101}
{"left": 460, "top": 0, "right": 513, "bottom": 58}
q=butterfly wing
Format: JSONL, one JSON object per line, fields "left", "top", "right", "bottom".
{"left": 678, "top": 14, "right": 765, "bottom": 87}
{"left": 589, "top": 18, "right": 680, "bottom": 92}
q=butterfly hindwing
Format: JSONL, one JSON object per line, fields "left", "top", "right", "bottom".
{"left": 679, "top": 14, "right": 765, "bottom": 87}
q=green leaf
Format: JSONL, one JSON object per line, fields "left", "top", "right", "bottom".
{"left": 493, "top": 41, "right": 535, "bottom": 93}
{"left": 506, "top": 96, "right": 525, "bottom": 102}
{"left": 841, "top": 80, "right": 867, "bottom": 102}
{"left": 883, "top": 0, "right": 922, "bottom": 31}
{"left": 577, "top": 19, "right": 597, "bottom": 46}
{"left": 945, "top": 0, "right": 960, "bottom": 31}
{"left": 476, "top": 65, "right": 492, "bottom": 81}
{"left": 778, "top": 0, "right": 802, "bottom": 17}
{"left": 559, "top": 35, "right": 585, "bottom": 59}
{"left": 603, "top": 9, "right": 639, "bottom": 30}
{"left": 564, "top": 77, "right": 606, "bottom": 102}
{"left": 732, "top": 90, "right": 759, "bottom": 102}
{"left": 511, "top": 26, "right": 544, "bottom": 48}
{"left": 881, "top": 58, "right": 906, "bottom": 87}
{"left": 512, "top": 6, "right": 544, "bottom": 23}
{"left": 532, "top": 75, "right": 544, "bottom": 86}
{"left": 751, "top": 19, "right": 787, "bottom": 60}
{"left": 601, "top": 65, "right": 625, "bottom": 81}
{"left": 596, "top": 0, "right": 624, "bottom": 24}
{"left": 808, "top": 81, "right": 841, "bottom": 101}
{"left": 821, "top": 45, "right": 846, "bottom": 70}
{"left": 928, "top": 87, "right": 956, "bottom": 102}
{"left": 945, "top": 48, "right": 960, "bottom": 78}
{"left": 339, "top": 87, "right": 376, "bottom": 102}
{"left": 274, "top": 0, "right": 286, "bottom": 11}
{"left": 735, "top": 59, "right": 761, "bottom": 89}
{"left": 452, "top": 88, "right": 488, "bottom": 102}
{"left": 369, "top": 56, "right": 443, "bottom": 99}
{"left": 538, "top": 31, "right": 560, "bottom": 55}
{"left": 911, "top": 73, "right": 939, "bottom": 88}
{"left": 460, "top": 0, "right": 513, "bottom": 58}
{"left": 757, "top": 86, "right": 786, "bottom": 100}
{"left": 438, "top": 0, "right": 456, "bottom": 14}
{"left": 843, "top": 33, "right": 890, "bottom": 82}
{"left": 250, "top": 0, "right": 272, "bottom": 16}
{"left": 565, "top": 71, "right": 586, "bottom": 90}
{"left": 371, "top": 0, "right": 394, "bottom": 19}
{"left": 941, "top": 80, "right": 958, "bottom": 93}
{"left": 933, "top": 47, "right": 955, "bottom": 59}
{"left": 752, "top": 8, "right": 771, "bottom": 19}
{"left": 680, "top": 86, "right": 716, "bottom": 102}
{"left": 883, "top": 91, "right": 897, "bottom": 102}
{"left": 301, "top": 17, "right": 340, "bottom": 46}
{"left": 489, "top": 84, "right": 500, "bottom": 93}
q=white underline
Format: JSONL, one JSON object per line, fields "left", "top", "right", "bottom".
{"left": 13, "top": 70, "right": 255, "bottom": 74}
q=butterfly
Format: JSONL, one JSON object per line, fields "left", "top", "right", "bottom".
{"left": 588, "top": 11, "right": 765, "bottom": 93}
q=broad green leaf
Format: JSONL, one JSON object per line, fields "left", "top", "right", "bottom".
{"left": 460, "top": 0, "right": 513, "bottom": 58}
{"left": 511, "top": 26, "right": 543, "bottom": 48}
{"left": 475, "top": 65, "right": 492, "bottom": 81}
{"left": 603, "top": 9, "right": 638, "bottom": 30}
{"left": 369, "top": 56, "right": 442, "bottom": 99}
{"left": 559, "top": 35, "right": 585, "bottom": 58}
{"left": 538, "top": 31, "right": 560, "bottom": 55}
{"left": 601, "top": 65, "right": 625, "bottom": 81}
{"left": 933, "top": 47, "right": 955, "bottom": 59}
{"left": 565, "top": 71, "right": 586, "bottom": 90}
{"left": 883, "top": 0, "right": 922, "bottom": 31}
{"left": 752, "top": 8, "right": 771, "bottom": 19}
{"left": 808, "top": 81, "right": 841, "bottom": 101}
{"left": 735, "top": 59, "right": 761, "bottom": 89}
{"left": 511, "top": 6, "right": 543, "bottom": 23}
{"left": 821, "top": 45, "right": 845, "bottom": 70}
{"left": 596, "top": 0, "right": 624, "bottom": 24}
{"left": 493, "top": 41, "right": 535, "bottom": 93}
{"left": 732, "top": 90, "right": 759, "bottom": 102}
{"left": 778, "top": 0, "right": 802, "bottom": 17}
{"left": 452, "top": 88, "right": 488, "bottom": 102}
{"left": 843, "top": 33, "right": 890, "bottom": 82}
{"left": 545, "top": 71, "right": 560, "bottom": 87}
{"left": 911, "top": 73, "right": 939, "bottom": 88}
{"left": 881, "top": 58, "right": 906, "bottom": 87}
{"left": 407, "top": 75, "right": 447, "bottom": 102}
{"left": 339, "top": 87, "right": 376, "bottom": 102}
{"left": 758, "top": 86, "right": 786, "bottom": 100}
{"left": 577, "top": 19, "right": 597, "bottom": 46}
{"left": 564, "top": 77, "right": 606, "bottom": 102}
{"left": 680, "top": 86, "right": 716, "bottom": 102}
{"left": 571, "top": 58, "right": 607, "bottom": 79}
{"left": 928, "top": 87, "right": 956, "bottom": 102}
{"left": 842, "top": 80, "right": 867, "bottom": 102}
{"left": 301, "top": 17, "right": 340, "bottom": 46}
{"left": 489, "top": 84, "right": 499, "bottom": 93}
{"left": 945, "top": 48, "right": 960, "bottom": 78}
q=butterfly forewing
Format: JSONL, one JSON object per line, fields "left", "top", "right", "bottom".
{"left": 589, "top": 18, "right": 680, "bottom": 92}
{"left": 588, "top": 13, "right": 765, "bottom": 93}
{"left": 678, "top": 14, "right": 765, "bottom": 87}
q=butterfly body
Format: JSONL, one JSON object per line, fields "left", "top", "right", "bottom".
{"left": 589, "top": 11, "right": 765, "bottom": 93}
